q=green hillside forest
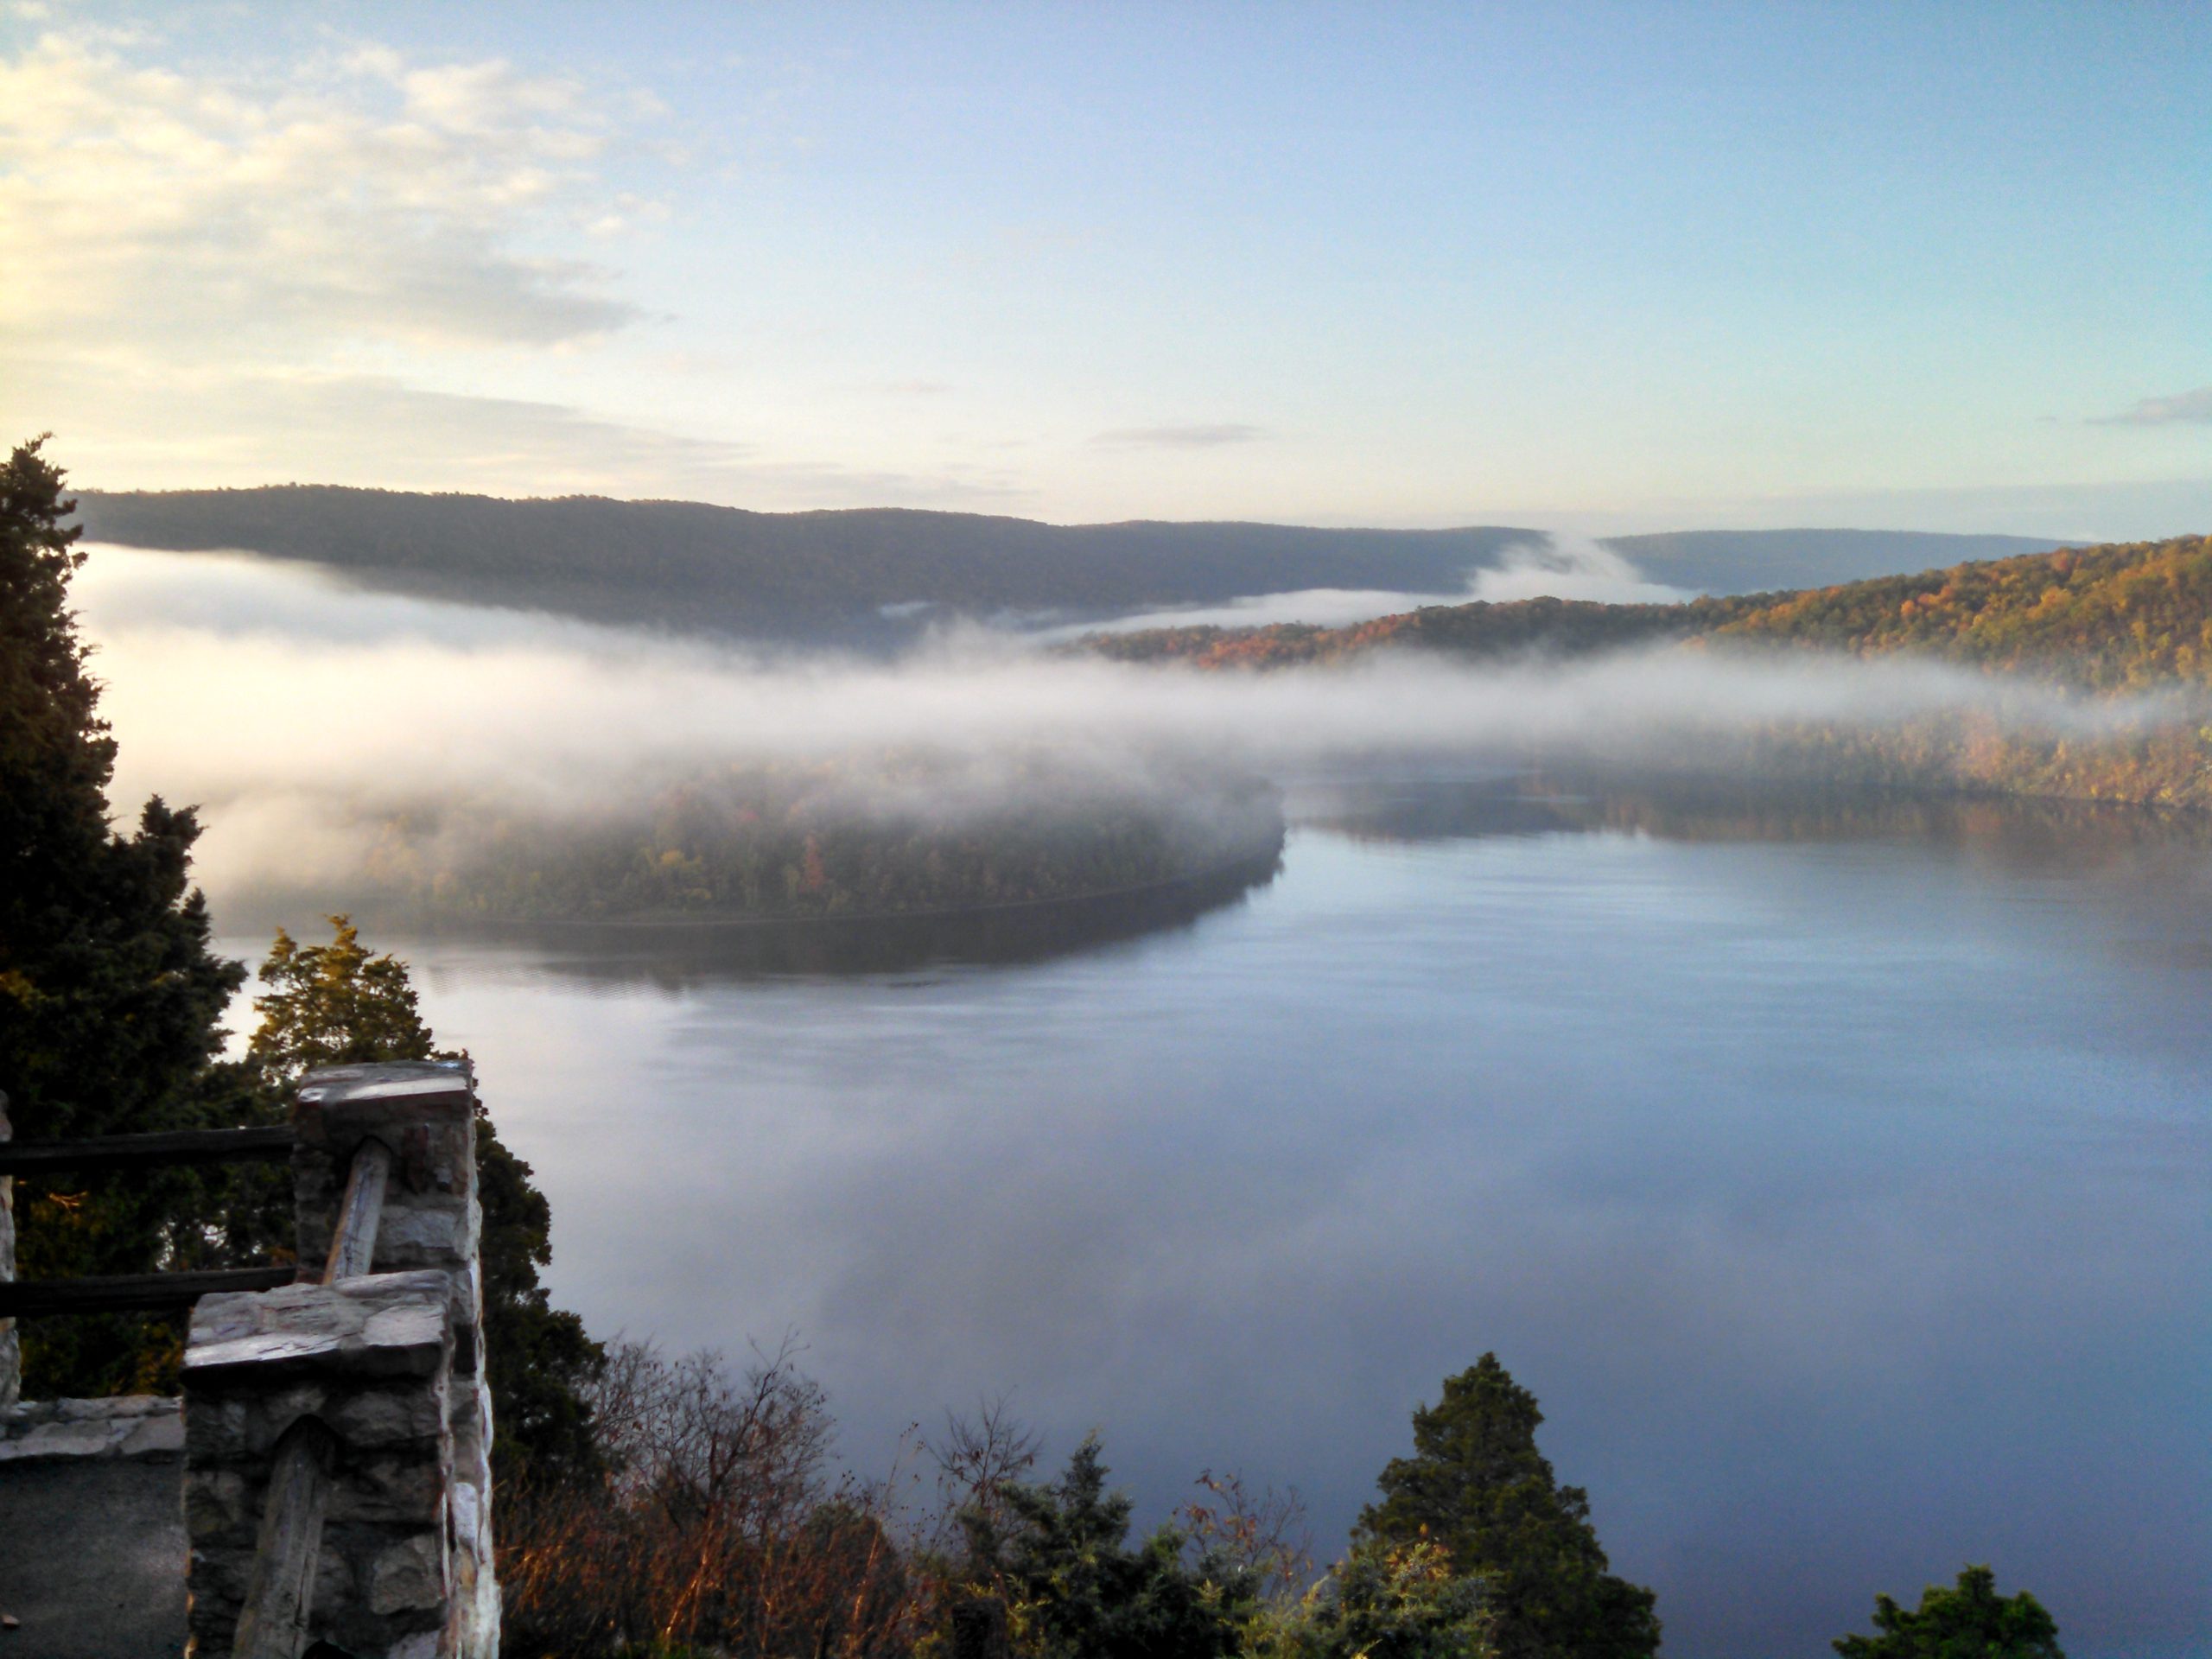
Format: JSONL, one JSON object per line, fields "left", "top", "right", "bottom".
{"left": 1091, "top": 534, "right": 2212, "bottom": 810}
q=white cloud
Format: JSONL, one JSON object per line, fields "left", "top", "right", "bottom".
{"left": 2094, "top": 386, "right": 2212, "bottom": 427}
{"left": 0, "top": 30, "right": 644, "bottom": 360}
{"left": 1090, "top": 423, "right": 1270, "bottom": 448}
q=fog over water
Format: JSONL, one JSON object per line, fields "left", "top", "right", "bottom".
{"left": 77, "top": 547, "right": 2212, "bottom": 1659}
{"left": 73, "top": 544, "right": 2192, "bottom": 909}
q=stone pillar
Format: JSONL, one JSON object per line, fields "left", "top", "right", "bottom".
{"left": 183, "top": 1270, "right": 459, "bottom": 1657}
{"left": 290, "top": 1062, "right": 498, "bottom": 1657}
{"left": 181, "top": 1062, "right": 499, "bottom": 1658}
{"left": 1, "top": 1092, "right": 16, "bottom": 1418}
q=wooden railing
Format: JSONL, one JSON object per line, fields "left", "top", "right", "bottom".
{"left": 0, "top": 1122, "right": 298, "bottom": 1322}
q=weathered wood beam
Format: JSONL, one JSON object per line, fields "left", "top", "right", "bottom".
{"left": 232, "top": 1419, "right": 339, "bottom": 1659}
{"left": 0, "top": 1125, "right": 293, "bottom": 1177}
{"left": 321, "top": 1138, "right": 392, "bottom": 1284}
{"left": 0, "top": 1266, "right": 298, "bottom": 1319}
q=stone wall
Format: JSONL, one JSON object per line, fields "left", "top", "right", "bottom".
{"left": 2, "top": 1394, "right": 183, "bottom": 1462}
{"left": 2, "top": 1095, "right": 16, "bottom": 1417}
{"left": 181, "top": 1061, "right": 499, "bottom": 1659}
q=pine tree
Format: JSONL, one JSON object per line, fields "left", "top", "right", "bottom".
{"left": 959, "top": 1436, "right": 1248, "bottom": 1659}
{"left": 243, "top": 916, "right": 605, "bottom": 1497}
{"left": 0, "top": 436, "right": 245, "bottom": 1393}
{"left": 1833, "top": 1566, "right": 2063, "bottom": 1659}
{"left": 1357, "top": 1355, "right": 1660, "bottom": 1659}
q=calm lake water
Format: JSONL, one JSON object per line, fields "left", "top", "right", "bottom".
{"left": 221, "top": 775, "right": 2212, "bottom": 1659}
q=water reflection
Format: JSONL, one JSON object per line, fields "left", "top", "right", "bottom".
{"left": 218, "top": 774, "right": 2212, "bottom": 1659}
{"left": 238, "top": 851, "right": 1285, "bottom": 990}
{"left": 1299, "top": 768, "right": 2212, "bottom": 861}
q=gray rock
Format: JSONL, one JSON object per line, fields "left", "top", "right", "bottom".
{"left": 368, "top": 1534, "right": 448, "bottom": 1616}
{"left": 118, "top": 1410, "right": 186, "bottom": 1459}
{"left": 0, "top": 1419, "right": 128, "bottom": 1460}
{"left": 185, "top": 1271, "right": 453, "bottom": 1381}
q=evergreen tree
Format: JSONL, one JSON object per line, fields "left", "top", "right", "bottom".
{"left": 1357, "top": 1355, "right": 1659, "bottom": 1659}
{"left": 960, "top": 1436, "right": 1248, "bottom": 1659}
{"left": 0, "top": 435, "right": 245, "bottom": 1393}
{"left": 1833, "top": 1566, "right": 2063, "bottom": 1659}
{"left": 244, "top": 916, "right": 605, "bottom": 1497}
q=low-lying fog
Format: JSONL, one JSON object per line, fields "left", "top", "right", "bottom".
{"left": 73, "top": 543, "right": 2189, "bottom": 908}
{"left": 1038, "top": 534, "right": 1688, "bottom": 635}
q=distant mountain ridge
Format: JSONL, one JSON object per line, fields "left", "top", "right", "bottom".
{"left": 71, "top": 485, "right": 2064, "bottom": 642}
{"left": 71, "top": 486, "right": 1533, "bottom": 641}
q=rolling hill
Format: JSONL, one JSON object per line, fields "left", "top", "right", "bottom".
{"left": 1090, "top": 533, "right": 2212, "bottom": 809}
{"left": 1605, "top": 528, "right": 2066, "bottom": 593}
{"left": 72, "top": 487, "right": 1534, "bottom": 641}
{"left": 1093, "top": 533, "right": 2212, "bottom": 690}
{"left": 70, "top": 486, "right": 2067, "bottom": 643}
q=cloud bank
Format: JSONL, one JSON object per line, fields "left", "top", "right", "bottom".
{"left": 70, "top": 546, "right": 2192, "bottom": 910}
{"left": 0, "top": 32, "right": 645, "bottom": 361}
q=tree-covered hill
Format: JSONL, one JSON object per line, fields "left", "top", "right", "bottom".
{"left": 1707, "top": 533, "right": 2212, "bottom": 690}
{"left": 1096, "top": 533, "right": 2212, "bottom": 691}
{"left": 1084, "top": 594, "right": 1746, "bottom": 668}
{"left": 70, "top": 485, "right": 2063, "bottom": 642}
{"left": 311, "top": 756, "right": 1288, "bottom": 925}
{"left": 1095, "top": 534, "right": 2212, "bottom": 811}
{"left": 72, "top": 486, "right": 1537, "bottom": 639}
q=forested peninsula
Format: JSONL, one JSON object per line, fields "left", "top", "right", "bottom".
{"left": 349, "top": 756, "right": 1286, "bottom": 925}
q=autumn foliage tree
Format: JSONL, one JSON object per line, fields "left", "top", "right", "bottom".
{"left": 500, "top": 1339, "right": 925, "bottom": 1659}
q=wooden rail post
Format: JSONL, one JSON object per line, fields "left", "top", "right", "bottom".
{"left": 228, "top": 1419, "right": 339, "bottom": 1659}
{"left": 321, "top": 1137, "right": 393, "bottom": 1284}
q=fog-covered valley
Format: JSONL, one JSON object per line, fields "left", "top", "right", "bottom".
{"left": 75, "top": 543, "right": 2191, "bottom": 922}
{"left": 60, "top": 538, "right": 2209, "bottom": 1659}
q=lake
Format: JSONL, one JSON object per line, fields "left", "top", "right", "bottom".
{"left": 218, "top": 773, "right": 2211, "bottom": 1659}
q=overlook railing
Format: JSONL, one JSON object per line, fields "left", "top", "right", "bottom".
{"left": 0, "top": 1120, "right": 297, "bottom": 1330}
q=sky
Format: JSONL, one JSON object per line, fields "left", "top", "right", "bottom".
{"left": 3, "top": 0, "right": 2209, "bottom": 537}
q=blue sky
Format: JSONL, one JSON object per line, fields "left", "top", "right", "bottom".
{"left": 3, "top": 1, "right": 2209, "bottom": 534}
